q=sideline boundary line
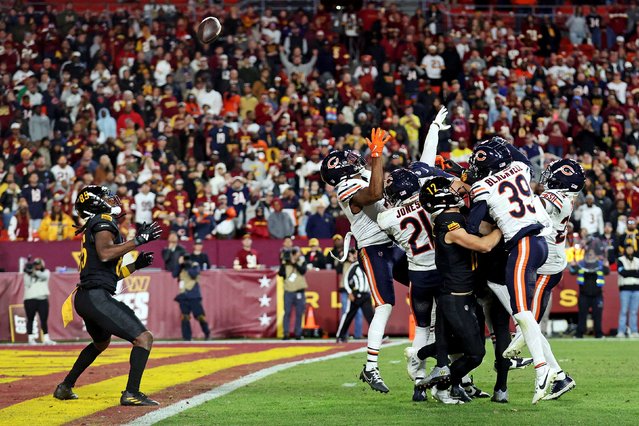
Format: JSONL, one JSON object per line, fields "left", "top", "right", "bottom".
{"left": 127, "top": 340, "right": 406, "bottom": 426}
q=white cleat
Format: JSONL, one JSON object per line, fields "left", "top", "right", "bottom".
{"left": 42, "top": 334, "right": 57, "bottom": 345}
{"left": 403, "top": 347, "right": 424, "bottom": 382}
{"left": 503, "top": 331, "right": 525, "bottom": 359}
{"left": 532, "top": 366, "right": 558, "bottom": 404}
{"left": 28, "top": 334, "right": 39, "bottom": 345}
{"left": 431, "top": 387, "right": 464, "bottom": 404}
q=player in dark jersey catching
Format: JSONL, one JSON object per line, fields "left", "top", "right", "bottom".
{"left": 418, "top": 176, "right": 502, "bottom": 403}
{"left": 53, "top": 185, "right": 162, "bottom": 406}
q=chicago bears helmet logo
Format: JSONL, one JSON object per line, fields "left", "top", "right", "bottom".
{"left": 326, "top": 156, "right": 341, "bottom": 169}
{"left": 474, "top": 150, "right": 487, "bottom": 162}
{"left": 558, "top": 165, "right": 575, "bottom": 176}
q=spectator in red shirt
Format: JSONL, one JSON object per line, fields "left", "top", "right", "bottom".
{"left": 245, "top": 207, "right": 269, "bottom": 239}
{"left": 165, "top": 179, "right": 191, "bottom": 217}
{"left": 233, "top": 234, "right": 260, "bottom": 269}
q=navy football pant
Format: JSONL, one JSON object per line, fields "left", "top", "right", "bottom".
{"left": 359, "top": 243, "right": 401, "bottom": 306}
{"left": 505, "top": 236, "right": 548, "bottom": 315}
{"left": 408, "top": 269, "right": 440, "bottom": 328}
{"left": 532, "top": 272, "right": 563, "bottom": 322}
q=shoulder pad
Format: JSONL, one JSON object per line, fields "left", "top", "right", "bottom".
{"left": 336, "top": 179, "right": 366, "bottom": 203}
{"left": 470, "top": 182, "right": 490, "bottom": 201}
{"left": 89, "top": 215, "right": 119, "bottom": 234}
{"left": 540, "top": 190, "right": 564, "bottom": 211}
{"left": 436, "top": 212, "right": 466, "bottom": 232}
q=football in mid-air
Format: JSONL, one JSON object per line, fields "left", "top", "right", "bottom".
{"left": 197, "top": 16, "right": 222, "bottom": 44}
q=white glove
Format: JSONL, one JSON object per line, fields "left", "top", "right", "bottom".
{"left": 432, "top": 106, "right": 451, "bottom": 131}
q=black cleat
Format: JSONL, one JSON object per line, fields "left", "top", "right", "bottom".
{"left": 120, "top": 390, "right": 160, "bottom": 406}
{"left": 359, "top": 365, "right": 389, "bottom": 393}
{"left": 510, "top": 357, "right": 533, "bottom": 370}
{"left": 543, "top": 375, "right": 576, "bottom": 400}
{"left": 462, "top": 378, "right": 490, "bottom": 398}
{"left": 53, "top": 383, "right": 78, "bottom": 400}
{"left": 412, "top": 385, "right": 427, "bottom": 402}
{"left": 450, "top": 384, "right": 473, "bottom": 403}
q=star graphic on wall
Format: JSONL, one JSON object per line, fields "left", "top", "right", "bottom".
{"left": 258, "top": 294, "right": 272, "bottom": 307}
{"left": 259, "top": 275, "right": 271, "bottom": 288}
{"left": 258, "top": 313, "right": 271, "bottom": 327}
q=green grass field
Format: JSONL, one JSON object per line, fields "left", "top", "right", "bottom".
{"left": 159, "top": 339, "right": 639, "bottom": 426}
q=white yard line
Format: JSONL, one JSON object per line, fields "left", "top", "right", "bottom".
{"left": 127, "top": 340, "right": 406, "bottom": 426}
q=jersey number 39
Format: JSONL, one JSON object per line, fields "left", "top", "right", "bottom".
{"left": 498, "top": 175, "right": 536, "bottom": 218}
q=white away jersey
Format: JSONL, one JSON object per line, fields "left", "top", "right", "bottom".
{"left": 537, "top": 190, "right": 575, "bottom": 275}
{"left": 377, "top": 195, "right": 436, "bottom": 271}
{"left": 471, "top": 161, "right": 550, "bottom": 243}
{"left": 336, "top": 178, "right": 391, "bottom": 247}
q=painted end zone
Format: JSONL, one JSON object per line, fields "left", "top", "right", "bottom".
{"left": 0, "top": 341, "right": 369, "bottom": 426}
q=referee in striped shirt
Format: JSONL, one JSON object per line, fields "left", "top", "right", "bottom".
{"left": 336, "top": 249, "right": 375, "bottom": 343}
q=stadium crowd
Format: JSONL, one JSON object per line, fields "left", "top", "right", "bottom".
{"left": 1, "top": 0, "right": 639, "bottom": 272}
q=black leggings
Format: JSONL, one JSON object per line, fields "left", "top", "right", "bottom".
{"left": 24, "top": 299, "right": 49, "bottom": 334}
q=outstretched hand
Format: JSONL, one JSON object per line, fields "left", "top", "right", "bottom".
{"left": 134, "top": 222, "right": 162, "bottom": 246}
{"left": 134, "top": 251, "right": 154, "bottom": 270}
{"left": 433, "top": 106, "right": 451, "bottom": 131}
{"left": 365, "top": 128, "right": 390, "bottom": 158}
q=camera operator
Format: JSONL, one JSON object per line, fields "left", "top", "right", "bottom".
{"left": 23, "top": 258, "right": 55, "bottom": 344}
{"left": 173, "top": 254, "right": 211, "bottom": 341}
{"left": 279, "top": 246, "right": 308, "bottom": 340}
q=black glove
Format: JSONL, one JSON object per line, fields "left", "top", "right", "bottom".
{"left": 134, "top": 222, "right": 162, "bottom": 246}
{"left": 134, "top": 251, "right": 154, "bottom": 270}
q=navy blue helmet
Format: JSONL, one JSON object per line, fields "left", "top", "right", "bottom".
{"left": 467, "top": 137, "right": 512, "bottom": 181}
{"left": 418, "top": 176, "right": 464, "bottom": 214}
{"left": 320, "top": 150, "right": 366, "bottom": 186}
{"left": 384, "top": 168, "right": 420, "bottom": 207}
{"left": 540, "top": 159, "right": 585, "bottom": 193}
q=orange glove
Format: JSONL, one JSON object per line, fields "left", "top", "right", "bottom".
{"left": 435, "top": 155, "right": 446, "bottom": 169}
{"left": 366, "top": 128, "right": 390, "bottom": 158}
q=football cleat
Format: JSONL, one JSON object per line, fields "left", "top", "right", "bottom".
{"left": 417, "top": 365, "right": 450, "bottom": 388}
{"left": 359, "top": 366, "right": 389, "bottom": 393}
{"left": 412, "top": 385, "right": 427, "bottom": 402}
{"left": 462, "top": 378, "right": 490, "bottom": 398}
{"left": 542, "top": 375, "right": 576, "bottom": 400}
{"left": 120, "top": 390, "right": 160, "bottom": 406}
{"left": 502, "top": 331, "right": 525, "bottom": 358}
{"left": 53, "top": 383, "right": 78, "bottom": 400}
{"left": 450, "top": 384, "right": 473, "bottom": 403}
{"left": 431, "top": 387, "right": 464, "bottom": 404}
{"left": 491, "top": 389, "right": 509, "bottom": 403}
{"left": 335, "top": 337, "right": 348, "bottom": 343}
{"left": 532, "top": 366, "right": 558, "bottom": 404}
{"left": 403, "top": 347, "right": 424, "bottom": 382}
{"left": 510, "top": 357, "right": 534, "bottom": 370}
{"left": 43, "top": 334, "right": 57, "bottom": 345}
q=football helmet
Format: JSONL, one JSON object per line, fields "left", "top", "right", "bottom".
{"left": 384, "top": 168, "right": 420, "bottom": 207}
{"left": 540, "top": 159, "right": 585, "bottom": 193}
{"left": 467, "top": 137, "right": 512, "bottom": 181}
{"left": 419, "top": 176, "right": 464, "bottom": 214}
{"left": 320, "top": 150, "right": 366, "bottom": 186}
{"left": 75, "top": 185, "right": 122, "bottom": 219}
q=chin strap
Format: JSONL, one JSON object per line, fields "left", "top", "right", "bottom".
{"left": 330, "top": 232, "right": 354, "bottom": 262}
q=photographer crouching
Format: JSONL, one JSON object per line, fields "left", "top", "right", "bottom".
{"left": 173, "top": 254, "right": 211, "bottom": 341}
{"left": 23, "top": 258, "right": 55, "bottom": 344}
{"left": 279, "top": 246, "right": 308, "bottom": 340}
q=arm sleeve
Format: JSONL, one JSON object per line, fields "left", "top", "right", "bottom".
{"left": 278, "top": 264, "right": 286, "bottom": 278}
{"left": 172, "top": 263, "right": 180, "bottom": 278}
{"left": 506, "top": 143, "right": 532, "bottom": 168}
{"left": 419, "top": 124, "right": 440, "bottom": 166}
{"left": 466, "top": 200, "right": 489, "bottom": 235}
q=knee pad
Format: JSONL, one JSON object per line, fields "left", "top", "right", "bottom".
{"left": 197, "top": 315, "right": 207, "bottom": 322}
{"left": 468, "top": 353, "right": 485, "bottom": 368}
{"left": 181, "top": 314, "right": 190, "bottom": 321}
